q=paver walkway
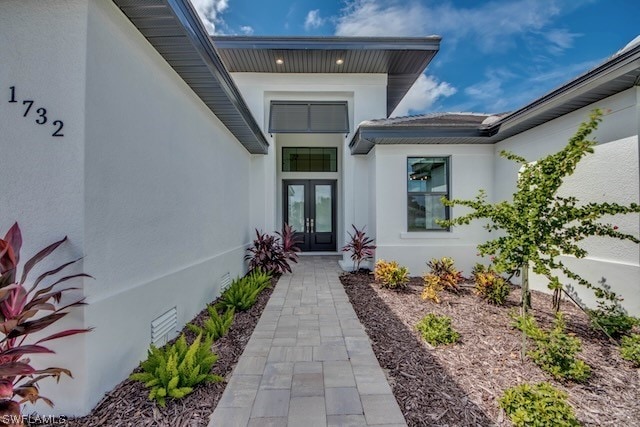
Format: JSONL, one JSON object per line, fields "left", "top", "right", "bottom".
{"left": 209, "top": 255, "right": 407, "bottom": 427}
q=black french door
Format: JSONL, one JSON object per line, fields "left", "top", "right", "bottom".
{"left": 283, "top": 180, "right": 337, "bottom": 252}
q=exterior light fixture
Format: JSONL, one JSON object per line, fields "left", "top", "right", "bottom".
{"left": 276, "top": 58, "right": 284, "bottom": 65}
{"left": 336, "top": 59, "right": 344, "bottom": 65}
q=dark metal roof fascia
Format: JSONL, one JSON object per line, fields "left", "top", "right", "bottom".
{"left": 113, "top": 0, "right": 269, "bottom": 154}
{"left": 349, "top": 125, "right": 491, "bottom": 154}
{"left": 211, "top": 36, "right": 442, "bottom": 51}
{"left": 487, "top": 43, "right": 640, "bottom": 139}
{"left": 166, "top": 0, "right": 268, "bottom": 153}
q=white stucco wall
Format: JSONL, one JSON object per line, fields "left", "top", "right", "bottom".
{"left": 0, "top": 0, "right": 89, "bottom": 415}
{"left": 371, "top": 144, "right": 495, "bottom": 276}
{"left": 2, "top": 0, "right": 257, "bottom": 416}
{"left": 231, "top": 73, "right": 387, "bottom": 253}
{"left": 495, "top": 88, "right": 640, "bottom": 315}
{"left": 81, "top": 0, "right": 253, "bottom": 414}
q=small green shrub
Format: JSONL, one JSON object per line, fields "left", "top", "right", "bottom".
{"left": 620, "top": 334, "right": 640, "bottom": 366}
{"left": 514, "top": 313, "right": 591, "bottom": 382}
{"left": 187, "top": 306, "right": 234, "bottom": 341}
{"left": 589, "top": 310, "right": 637, "bottom": 338}
{"left": 374, "top": 259, "right": 409, "bottom": 289}
{"left": 416, "top": 313, "right": 460, "bottom": 346}
{"left": 130, "top": 334, "right": 222, "bottom": 407}
{"left": 499, "top": 382, "right": 580, "bottom": 427}
{"left": 215, "top": 273, "right": 270, "bottom": 312}
{"left": 586, "top": 283, "right": 637, "bottom": 338}
{"left": 472, "top": 264, "right": 510, "bottom": 305}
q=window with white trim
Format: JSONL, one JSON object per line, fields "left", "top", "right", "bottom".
{"left": 407, "top": 157, "right": 450, "bottom": 231}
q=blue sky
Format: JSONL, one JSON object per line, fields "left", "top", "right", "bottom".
{"left": 192, "top": 0, "right": 640, "bottom": 117}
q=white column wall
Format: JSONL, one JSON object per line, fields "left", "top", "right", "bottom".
{"left": 0, "top": 0, "right": 89, "bottom": 415}
{"left": 494, "top": 88, "right": 640, "bottom": 315}
{"left": 372, "top": 144, "right": 495, "bottom": 276}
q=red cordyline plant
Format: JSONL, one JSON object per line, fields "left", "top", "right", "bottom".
{"left": 0, "top": 223, "right": 91, "bottom": 419}
{"left": 342, "top": 225, "right": 376, "bottom": 272}
{"left": 277, "top": 223, "right": 302, "bottom": 267}
{"left": 245, "top": 224, "right": 301, "bottom": 275}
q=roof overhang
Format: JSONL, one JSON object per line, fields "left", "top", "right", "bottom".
{"left": 350, "top": 42, "right": 640, "bottom": 154}
{"left": 490, "top": 42, "right": 640, "bottom": 141}
{"left": 211, "top": 36, "right": 442, "bottom": 117}
{"left": 112, "top": 0, "right": 269, "bottom": 154}
{"left": 349, "top": 125, "right": 496, "bottom": 154}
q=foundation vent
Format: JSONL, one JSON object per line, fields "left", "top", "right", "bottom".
{"left": 151, "top": 307, "right": 178, "bottom": 347}
{"left": 220, "top": 272, "right": 232, "bottom": 291}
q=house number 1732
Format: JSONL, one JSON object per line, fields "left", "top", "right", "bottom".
{"left": 8, "top": 86, "right": 64, "bottom": 137}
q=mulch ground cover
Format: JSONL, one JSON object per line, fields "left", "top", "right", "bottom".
{"left": 67, "top": 278, "right": 276, "bottom": 427}
{"left": 340, "top": 272, "right": 640, "bottom": 427}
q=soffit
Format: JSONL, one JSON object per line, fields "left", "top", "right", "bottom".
{"left": 211, "top": 36, "right": 441, "bottom": 117}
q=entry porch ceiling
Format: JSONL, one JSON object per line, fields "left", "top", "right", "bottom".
{"left": 112, "top": 0, "right": 268, "bottom": 154}
{"left": 211, "top": 36, "right": 442, "bottom": 117}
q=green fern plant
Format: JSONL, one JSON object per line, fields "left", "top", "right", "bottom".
{"left": 247, "top": 268, "right": 272, "bottom": 289}
{"left": 130, "top": 334, "right": 222, "bottom": 406}
{"left": 187, "top": 306, "right": 234, "bottom": 341}
{"left": 215, "top": 275, "right": 267, "bottom": 311}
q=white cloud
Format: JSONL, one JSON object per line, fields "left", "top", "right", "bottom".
{"left": 461, "top": 58, "right": 600, "bottom": 113}
{"left": 335, "top": 0, "right": 577, "bottom": 53}
{"left": 392, "top": 74, "right": 457, "bottom": 116}
{"left": 543, "top": 28, "right": 582, "bottom": 54}
{"left": 304, "top": 10, "right": 325, "bottom": 31}
{"left": 463, "top": 68, "right": 517, "bottom": 111}
{"left": 240, "top": 25, "right": 254, "bottom": 35}
{"left": 335, "top": 1, "right": 426, "bottom": 37}
{"left": 528, "top": 59, "right": 598, "bottom": 83}
{"left": 191, "top": 0, "right": 229, "bottom": 34}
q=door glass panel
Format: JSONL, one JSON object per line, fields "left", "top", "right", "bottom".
{"left": 287, "top": 185, "right": 305, "bottom": 233}
{"left": 315, "top": 185, "right": 332, "bottom": 232}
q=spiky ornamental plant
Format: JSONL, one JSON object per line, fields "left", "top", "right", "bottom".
{"left": 438, "top": 110, "right": 640, "bottom": 357}
{"left": 245, "top": 224, "right": 301, "bottom": 276}
{"left": 0, "top": 223, "right": 92, "bottom": 413}
{"left": 341, "top": 225, "right": 376, "bottom": 272}
{"left": 276, "top": 223, "right": 302, "bottom": 268}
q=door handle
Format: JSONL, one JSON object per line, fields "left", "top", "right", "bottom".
{"left": 310, "top": 218, "right": 314, "bottom": 233}
{"left": 306, "top": 218, "right": 310, "bottom": 233}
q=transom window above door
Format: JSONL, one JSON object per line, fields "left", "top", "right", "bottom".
{"left": 269, "top": 101, "right": 349, "bottom": 133}
{"left": 283, "top": 147, "right": 337, "bottom": 172}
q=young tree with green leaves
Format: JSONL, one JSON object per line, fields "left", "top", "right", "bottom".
{"left": 439, "top": 110, "right": 640, "bottom": 355}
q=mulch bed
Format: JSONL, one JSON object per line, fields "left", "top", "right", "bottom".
{"left": 340, "top": 272, "right": 640, "bottom": 427}
{"left": 67, "top": 278, "right": 276, "bottom": 427}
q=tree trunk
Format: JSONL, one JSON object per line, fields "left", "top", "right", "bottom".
{"left": 520, "top": 263, "right": 530, "bottom": 361}
{"left": 552, "top": 288, "right": 562, "bottom": 312}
